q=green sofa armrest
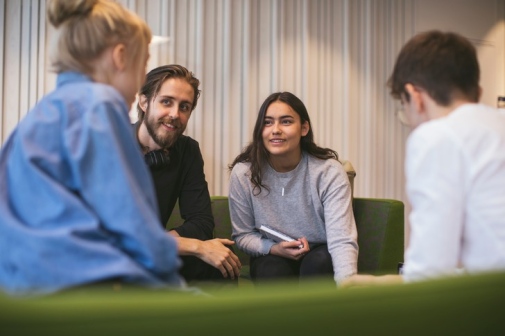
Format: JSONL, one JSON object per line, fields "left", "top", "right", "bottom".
{"left": 353, "top": 197, "right": 404, "bottom": 275}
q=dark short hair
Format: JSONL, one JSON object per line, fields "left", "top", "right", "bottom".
{"left": 388, "top": 30, "right": 480, "bottom": 105}
{"left": 136, "top": 64, "right": 201, "bottom": 122}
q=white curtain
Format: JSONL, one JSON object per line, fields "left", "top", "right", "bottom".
{"left": 1, "top": 0, "right": 503, "bottom": 228}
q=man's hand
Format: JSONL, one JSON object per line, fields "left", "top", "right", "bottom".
{"left": 169, "top": 231, "right": 242, "bottom": 279}
{"left": 270, "top": 237, "right": 310, "bottom": 261}
{"left": 195, "top": 238, "right": 242, "bottom": 279}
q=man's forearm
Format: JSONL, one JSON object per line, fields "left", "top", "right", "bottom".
{"left": 167, "top": 230, "right": 202, "bottom": 256}
{"left": 172, "top": 215, "right": 214, "bottom": 240}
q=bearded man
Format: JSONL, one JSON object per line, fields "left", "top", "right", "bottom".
{"left": 134, "top": 65, "right": 241, "bottom": 284}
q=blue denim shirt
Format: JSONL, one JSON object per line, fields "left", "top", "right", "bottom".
{"left": 0, "top": 72, "right": 183, "bottom": 295}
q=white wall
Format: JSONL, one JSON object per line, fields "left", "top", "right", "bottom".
{"left": 414, "top": 0, "right": 505, "bottom": 106}
{"left": 1, "top": 1, "right": 504, "bottom": 233}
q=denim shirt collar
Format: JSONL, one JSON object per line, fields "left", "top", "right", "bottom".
{"left": 56, "top": 71, "right": 92, "bottom": 88}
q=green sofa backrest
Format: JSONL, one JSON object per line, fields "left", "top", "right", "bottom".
{"left": 2, "top": 271, "right": 504, "bottom": 335}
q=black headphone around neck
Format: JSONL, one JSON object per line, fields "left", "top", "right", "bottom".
{"left": 144, "top": 149, "right": 170, "bottom": 169}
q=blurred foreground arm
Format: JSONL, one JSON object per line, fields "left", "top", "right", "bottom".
{"left": 339, "top": 274, "right": 404, "bottom": 288}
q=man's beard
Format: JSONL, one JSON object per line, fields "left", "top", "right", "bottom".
{"left": 144, "top": 109, "right": 186, "bottom": 149}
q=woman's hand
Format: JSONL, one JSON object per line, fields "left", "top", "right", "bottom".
{"left": 270, "top": 237, "right": 310, "bottom": 260}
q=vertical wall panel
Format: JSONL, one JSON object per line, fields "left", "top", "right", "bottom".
{"left": 2, "top": 0, "right": 22, "bottom": 142}
{"left": 200, "top": 0, "right": 219, "bottom": 196}
{"left": 221, "top": 0, "right": 244, "bottom": 194}
{"left": 33, "top": 0, "right": 45, "bottom": 107}
{"left": 0, "top": 0, "right": 4, "bottom": 142}
{"left": 239, "top": 0, "right": 252, "bottom": 151}
{"left": 213, "top": 0, "right": 227, "bottom": 195}
{"left": 19, "top": 0, "right": 30, "bottom": 118}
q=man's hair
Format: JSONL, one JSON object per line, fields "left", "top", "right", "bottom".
{"left": 388, "top": 30, "right": 480, "bottom": 105}
{"left": 229, "top": 91, "right": 338, "bottom": 195}
{"left": 47, "top": 0, "right": 151, "bottom": 75}
{"left": 137, "top": 64, "right": 201, "bottom": 123}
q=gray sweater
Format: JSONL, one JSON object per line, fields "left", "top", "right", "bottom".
{"left": 229, "top": 152, "right": 358, "bottom": 283}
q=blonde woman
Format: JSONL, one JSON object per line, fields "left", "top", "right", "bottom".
{"left": 0, "top": 0, "right": 183, "bottom": 295}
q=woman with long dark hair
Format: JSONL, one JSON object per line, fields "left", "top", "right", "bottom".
{"left": 229, "top": 92, "right": 358, "bottom": 285}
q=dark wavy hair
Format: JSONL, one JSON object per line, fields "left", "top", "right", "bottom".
{"left": 229, "top": 92, "right": 339, "bottom": 195}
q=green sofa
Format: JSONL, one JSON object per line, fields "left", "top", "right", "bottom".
{"left": 1, "top": 271, "right": 504, "bottom": 335}
{"left": 167, "top": 195, "right": 404, "bottom": 279}
{"left": 167, "top": 158, "right": 404, "bottom": 279}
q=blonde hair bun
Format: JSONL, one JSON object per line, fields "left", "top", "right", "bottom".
{"left": 47, "top": 0, "right": 151, "bottom": 76}
{"left": 47, "top": 0, "right": 98, "bottom": 28}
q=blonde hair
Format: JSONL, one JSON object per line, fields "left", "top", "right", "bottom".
{"left": 47, "top": 0, "right": 152, "bottom": 74}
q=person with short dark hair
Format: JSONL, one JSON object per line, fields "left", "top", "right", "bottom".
{"left": 134, "top": 65, "right": 241, "bottom": 283}
{"left": 341, "top": 30, "right": 505, "bottom": 287}
{"left": 228, "top": 92, "right": 358, "bottom": 285}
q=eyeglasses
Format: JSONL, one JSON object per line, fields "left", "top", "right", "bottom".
{"left": 395, "top": 101, "right": 410, "bottom": 127}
